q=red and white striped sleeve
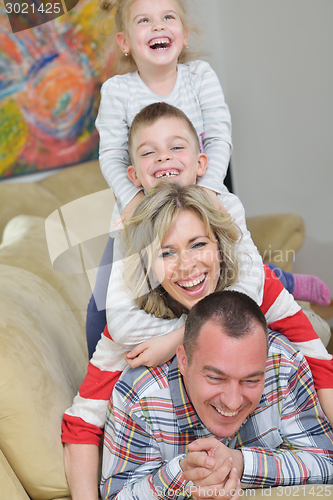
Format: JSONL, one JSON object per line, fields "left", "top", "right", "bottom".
{"left": 62, "top": 326, "right": 127, "bottom": 445}
{"left": 261, "top": 263, "right": 333, "bottom": 389}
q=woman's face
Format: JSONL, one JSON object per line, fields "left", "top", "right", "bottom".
{"left": 152, "top": 210, "right": 221, "bottom": 310}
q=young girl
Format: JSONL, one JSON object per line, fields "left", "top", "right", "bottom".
{"left": 86, "top": 0, "right": 330, "bottom": 356}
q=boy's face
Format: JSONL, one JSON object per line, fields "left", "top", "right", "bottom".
{"left": 127, "top": 117, "right": 208, "bottom": 192}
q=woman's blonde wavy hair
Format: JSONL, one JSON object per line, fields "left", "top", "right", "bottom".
{"left": 99, "top": 0, "right": 201, "bottom": 74}
{"left": 122, "top": 182, "right": 240, "bottom": 319}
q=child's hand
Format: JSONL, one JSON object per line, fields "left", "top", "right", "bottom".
{"left": 203, "top": 187, "right": 228, "bottom": 213}
{"left": 125, "top": 326, "right": 185, "bottom": 368}
{"left": 317, "top": 388, "right": 333, "bottom": 429}
{"left": 113, "top": 191, "right": 145, "bottom": 229}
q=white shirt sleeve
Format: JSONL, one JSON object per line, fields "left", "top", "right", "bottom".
{"left": 191, "top": 61, "right": 232, "bottom": 194}
{"left": 219, "top": 188, "right": 264, "bottom": 306}
{"left": 95, "top": 76, "right": 142, "bottom": 209}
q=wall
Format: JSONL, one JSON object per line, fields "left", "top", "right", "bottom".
{"left": 194, "top": 0, "right": 333, "bottom": 319}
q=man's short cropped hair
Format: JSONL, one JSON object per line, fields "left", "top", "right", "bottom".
{"left": 128, "top": 102, "right": 201, "bottom": 162}
{"left": 184, "top": 290, "right": 268, "bottom": 363}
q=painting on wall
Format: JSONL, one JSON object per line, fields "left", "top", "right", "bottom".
{"left": 0, "top": 0, "right": 115, "bottom": 179}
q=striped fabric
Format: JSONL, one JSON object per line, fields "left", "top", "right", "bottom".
{"left": 261, "top": 264, "right": 333, "bottom": 389}
{"left": 95, "top": 60, "right": 232, "bottom": 210}
{"left": 61, "top": 265, "right": 333, "bottom": 446}
{"left": 100, "top": 334, "right": 333, "bottom": 499}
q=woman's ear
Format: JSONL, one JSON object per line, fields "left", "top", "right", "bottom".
{"left": 183, "top": 27, "right": 189, "bottom": 48}
{"left": 116, "top": 31, "right": 129, "bottom": 55}
{"left": 196, "top": 153, "right": 209, "bottom": 178}
{"left": 127, "top": 165, "right": 142, "bottom": 187}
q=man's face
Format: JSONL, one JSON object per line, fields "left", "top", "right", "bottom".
{"left": 177, "top": 320, "right": 267, "bottom": 438}
{"left": 127, "top": 117, "right": 208, "bottom": 192}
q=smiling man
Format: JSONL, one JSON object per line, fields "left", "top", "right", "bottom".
{"left": 100, "top": 291, "right": 333, "bottom": 500}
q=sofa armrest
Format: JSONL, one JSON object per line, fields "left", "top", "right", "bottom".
{"left": 0, "top": 450, "right": 30, "bottom": 500}
{"left": 0, "top": 215, "right": 89, "bottom": 500}
{"left": 246, "top": 213, "right": 305, "bottom": 272}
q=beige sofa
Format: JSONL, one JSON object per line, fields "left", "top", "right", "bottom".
{"left": 0, "top": 160, "right": 330, "bottom": 500}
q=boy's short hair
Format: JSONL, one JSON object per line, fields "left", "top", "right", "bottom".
{"left": 128, "top": 102, "right": 201, "bottom": 163}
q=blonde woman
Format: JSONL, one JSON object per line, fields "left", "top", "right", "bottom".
{"left": 122, "top": 181, "right": 240, "bottom": 322}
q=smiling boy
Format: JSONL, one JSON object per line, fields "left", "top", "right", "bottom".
{"left": 126, "top": 103, "right": 208, "bottom": 190}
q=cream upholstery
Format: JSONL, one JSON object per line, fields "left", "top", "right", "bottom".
{"left": 246, "top": 213, "right": 305, "bottom": 272}
{"left": 0, "top": 160, "right": 315, "bottom": 499}
{"left": 0, "top": 218, "right": 88, "bottom": 499}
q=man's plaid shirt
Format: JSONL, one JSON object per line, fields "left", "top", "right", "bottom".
{"left": 100, "top": 333, "right": 333, "bottom": 499}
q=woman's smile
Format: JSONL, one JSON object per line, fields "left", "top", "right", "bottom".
{"left": 176, "top": 272, "right": 207, "bottom": 295}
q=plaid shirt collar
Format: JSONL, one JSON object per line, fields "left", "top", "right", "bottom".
{"left": 167, "top": 356, "right": 268, "bottom": 440}
{"left": 168, "top": 356, "right": 206, "bottom": 434}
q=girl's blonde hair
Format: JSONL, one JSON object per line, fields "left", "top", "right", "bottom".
{"left": 99, "top": 0, "right": 201, "bottom": 74}
{"left": 122, "top": 182, "right": 240, "bottom": 319}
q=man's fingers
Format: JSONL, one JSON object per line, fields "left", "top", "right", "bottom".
{"left": 191, "top": 457, "right": 233, "bottom": 487}
{"left": 222, "top": 472, "right": 241, "bottom": 499}
{"left": 187, "top": 438, "right": 221, "bottom": 453}
{"left": 182, "top": 466, "right": 212, "bottom": 482}
{"left": 180, "top": 451, "right": 212, "bottom": 474}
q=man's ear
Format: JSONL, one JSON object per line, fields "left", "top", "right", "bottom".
{"left": 176, "top": 344, "right": 187, "bottom": 376}
{"left": 116, "top": 31, "right": 129, "bottom": 55}
{"left": 196, "top": 153, "right": 209, "bottom": 178}
{"left": 127, "top": 165, "right": 143, "bottom": 187}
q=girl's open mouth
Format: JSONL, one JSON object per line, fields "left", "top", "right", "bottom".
{"left": 148, "top": 37, "right": 172, "bottom": 50}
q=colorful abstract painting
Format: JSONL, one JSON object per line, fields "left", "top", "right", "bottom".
{"left": 0, "top": 0, "right": 115, "bottom": 178}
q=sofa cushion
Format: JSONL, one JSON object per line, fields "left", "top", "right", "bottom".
{"left": 0, "top": 450, "right": 30, "bottom": 500}
{"left": 0, "top": 215, "right": 92, "bottom": 333}
{"left": 39, "top": 160, "right": 108, "bottom": 206}
{"left": 246, "top": 213, "right": 305, "bottom": 272}
{"left": 0, "top": 264, "right": 87, "bottom": 499}
{"left": 0, "top": 215, "right": 89, "bottom": 499}
{"left": 0, "top": 183, "right": 60, "bottom": 238}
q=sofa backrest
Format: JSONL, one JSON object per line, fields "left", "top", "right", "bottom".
{"left": 0, "top": 216, "right": 89, "bottom": 499}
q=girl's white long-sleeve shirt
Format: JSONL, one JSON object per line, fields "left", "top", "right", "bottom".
{"left": 95, "top": 60, "right": 232, "bottom": 209}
